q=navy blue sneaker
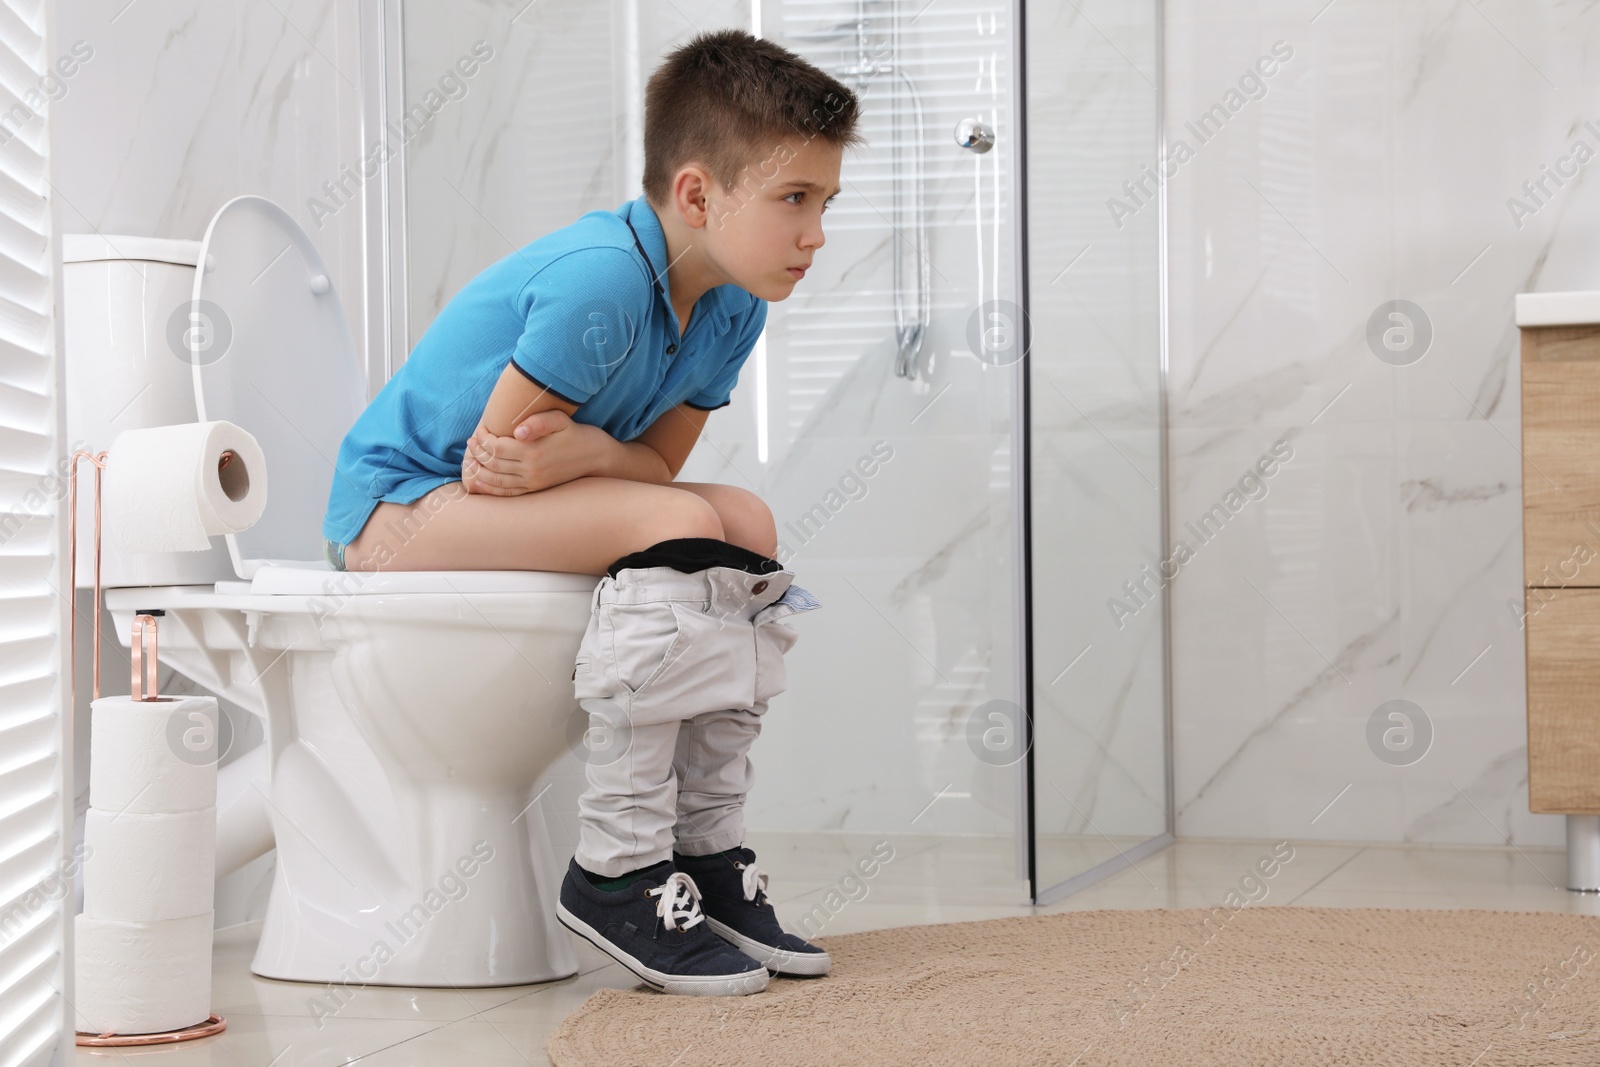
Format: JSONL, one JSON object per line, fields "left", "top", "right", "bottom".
{"left": 673, "top": 846, "right": 832, "bottom": 977}
{"left": 555, "top": 857, "right": 770, "bottom": 996}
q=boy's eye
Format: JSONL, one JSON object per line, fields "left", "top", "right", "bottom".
{"left": 784, "top": 192, "right": 838, "bottom": 210}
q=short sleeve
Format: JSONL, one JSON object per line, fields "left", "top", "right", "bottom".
{"left": 510, "top": 247, "right": 650, "bottom": 406}
{"left": 685, "top": 298, "right": 767, "bottom": 411}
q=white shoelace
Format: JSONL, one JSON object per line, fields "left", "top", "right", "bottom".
{"left": 736, "top": 860, "right": 770, "bottom": 904}
{"left": 646, "top": 871, "right": 706, "bottom": 931}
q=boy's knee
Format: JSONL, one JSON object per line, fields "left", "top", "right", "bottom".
{"left": 715, "top": 488, "right": 777, "bottom": 558}
{"left": 674, "top": 486, "right": 774, "bottom": 559}
{"left": 649, "top": 489, "right": 725, "bottom": 543}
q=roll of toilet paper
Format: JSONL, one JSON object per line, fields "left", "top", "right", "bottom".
{"left": 82, "top": 805, "right": 216, "bottom": 922}
{"left": 73, "top": 911, "right": 213, "bottom": 1036}
{"left": 90, "top": 695, "right": 219, "bottom": 814}
{"left": 104, "top": 420, "right": 268, "bottom": 553}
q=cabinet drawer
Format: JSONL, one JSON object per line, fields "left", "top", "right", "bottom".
{"left": 1521, "top": 328, "right": 1600, "bottom": 587}
{"left": 1525, "top": 585, "right": 1600, "bottom": 813}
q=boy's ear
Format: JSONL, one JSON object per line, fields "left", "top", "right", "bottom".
{"left": 670, "top": 165, "right": 717, "bottom": 228}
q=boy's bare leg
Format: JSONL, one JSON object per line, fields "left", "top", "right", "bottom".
{"left": 666, "top": 481, "right": 778, "bottom": 561}
{"left": 342, "top": 476, "right": 777, "bottom": 576}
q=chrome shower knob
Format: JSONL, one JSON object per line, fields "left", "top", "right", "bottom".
{"left": 954, "top": 117, "right": 995, "bottom": 153}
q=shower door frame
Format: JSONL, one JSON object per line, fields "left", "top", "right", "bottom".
{"left": 356, "top": 0, "right": 410, "bottom": 400}
{"left": 1016, "top": 0, "right": 1175, "bottom": 907}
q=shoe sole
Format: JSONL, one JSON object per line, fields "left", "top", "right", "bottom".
{"left": 556, "top": 900, "right": 770, "bottom": 996}
{"left": 704, "top": 915, "right": 833, "bottom": 977}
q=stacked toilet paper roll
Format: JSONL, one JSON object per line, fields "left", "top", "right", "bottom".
{"left": 75, "top": 695, "right": 219, "bottom": 1036}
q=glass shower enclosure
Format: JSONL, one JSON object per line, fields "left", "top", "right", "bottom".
{"left": 367, "top": 0, "right": 1167, "bottom": 905}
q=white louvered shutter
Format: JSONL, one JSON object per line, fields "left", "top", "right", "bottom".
{"left": 0, "top": 0, "right": 71, "bottom": 1063}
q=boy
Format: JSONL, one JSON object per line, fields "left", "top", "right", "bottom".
{"left": 320, "top": 30, "right": 864, "bottom": 996}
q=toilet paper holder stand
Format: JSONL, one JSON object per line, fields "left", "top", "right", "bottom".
{"left": 67, "top": 448, "right": 181, "bottom": 703}
{"left": 68, "top": 448, "right": 228, "bottom": 1046}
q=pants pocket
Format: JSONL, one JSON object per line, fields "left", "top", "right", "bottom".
{"left": 607, "top": 601, "right": 681, "bottom": 696}
{"left": 753, "top": 618, "right": 798, "bottom": 705}
{"left": 626, "top": 600, "right": 757, "bottom": 724}
{"left": 572, "top": 600, "right": 675, "bottom": 704}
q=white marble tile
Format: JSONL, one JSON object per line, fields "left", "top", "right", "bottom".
{"left": 204, "top": 919, "right": 597, "bottom": 1025}
{"left": 71, "top": 1011, "right": 440, "bottom": 1067}
{"left": 1166, "top": 0, "right": 1600, "bottom": 847}
{"left": 54, "top": 0, "right": 367, "bottom": 371}
{"left": 399, "top": 0, "right": 749, "bottom": 348}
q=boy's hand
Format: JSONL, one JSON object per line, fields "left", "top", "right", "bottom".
{"left": 462, "top": 409, "right": 593, "bottom": 495}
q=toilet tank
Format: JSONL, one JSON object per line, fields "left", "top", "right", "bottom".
{"left": 63, "top": 197, "right": 371, "bottom": 586}
{"left": 62, "top": 235, "right": 240, "bottom": 588}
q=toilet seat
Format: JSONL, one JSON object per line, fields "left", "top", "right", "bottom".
{"left": 240, "top": 563, "right": 599, "bottom": 596}
{"left": 105, "top": 566, "right": 599, "bottom": 613}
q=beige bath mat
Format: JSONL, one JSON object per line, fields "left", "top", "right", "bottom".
{"left": 547, "top": 906, "right": 1600, "bottom": 1066}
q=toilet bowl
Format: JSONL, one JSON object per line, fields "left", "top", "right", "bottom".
{"left": 67, "top": 196, "right": 594, "bottom": 986}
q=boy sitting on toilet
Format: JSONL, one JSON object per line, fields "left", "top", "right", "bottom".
{"left": 321, "top": 29, "right": 863, "bottom": 996}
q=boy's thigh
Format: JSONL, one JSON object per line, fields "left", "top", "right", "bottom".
{"left": 344, "top": 476, "right": 724, "bottom": 576}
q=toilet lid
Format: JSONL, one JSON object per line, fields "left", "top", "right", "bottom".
{"left": 190, "top": 196, "right": 368, "bottom": 580}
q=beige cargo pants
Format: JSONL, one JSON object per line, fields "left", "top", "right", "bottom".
{"left": 570, "top": 558, "right": 821, "bottom": 878}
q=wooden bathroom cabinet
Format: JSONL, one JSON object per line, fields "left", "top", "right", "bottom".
{"left": 1520, "top": 314, "right": 1600, "bottom": 814}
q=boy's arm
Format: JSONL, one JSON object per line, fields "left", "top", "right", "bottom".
{"left": 465, "top": 363, "right": 581, "bottom": 494}
{"left": 478, "top": 360, "right": 578, "bottom": 436}
{"left": 471, "top": 363, "right": 707, "bottom": 486}
{"left": 629, "top": 402, "right": 711, "bottom": 482}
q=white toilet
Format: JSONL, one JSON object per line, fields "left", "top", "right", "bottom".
{"left": 65, "top": 195, "right": 594, "bottom": 987}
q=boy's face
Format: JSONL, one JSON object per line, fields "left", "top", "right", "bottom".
{"left": 693, "top": 136, "right": 844, "bottom": 301}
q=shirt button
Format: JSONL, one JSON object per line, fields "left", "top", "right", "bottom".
{"left": 752, "top": 580, "right": 769, "bottom": 594}
{"left": 666, "top": 343, "right": 678, "bottom": 354}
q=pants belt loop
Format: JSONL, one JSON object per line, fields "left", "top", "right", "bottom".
{"left": 707, "top": 567, "right": 739, "bottom": 620}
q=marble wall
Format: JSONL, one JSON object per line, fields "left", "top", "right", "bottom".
{"left": 54, "top": 0, "right": 366, "bottom": 352}
{"left": 1164, "top": 0, "right": 1600, "bottom": 848}
{"left": 397, "top": 0, "right": 699, "bottom": 350}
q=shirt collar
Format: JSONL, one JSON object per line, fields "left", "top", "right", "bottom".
{"left": 622, "top": 195, "right": 736, "bottom": 339}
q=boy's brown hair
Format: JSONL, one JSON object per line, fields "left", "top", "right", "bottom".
{"left": 642, "top": 29, "right": 865, "bottom": 209}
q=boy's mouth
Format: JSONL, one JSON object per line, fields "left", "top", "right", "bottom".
{"left": 786, "top": 265, "right": 808, "bottom": 280}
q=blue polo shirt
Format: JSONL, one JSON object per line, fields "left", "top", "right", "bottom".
{"left": 322, "top": 195, "right": 768, "bottom": 547}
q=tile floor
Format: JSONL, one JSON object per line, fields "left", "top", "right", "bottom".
{"left": 72, "top": 832, "right": 1600, "bottom": 1065}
